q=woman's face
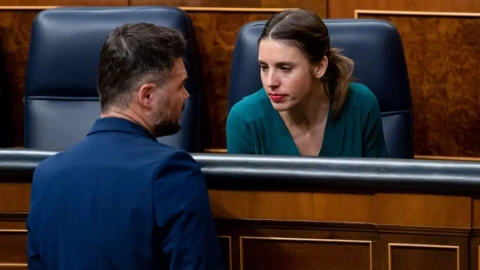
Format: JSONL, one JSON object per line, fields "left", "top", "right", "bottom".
{"left": 258, "top": 39, "right": 327, "bottom": 111}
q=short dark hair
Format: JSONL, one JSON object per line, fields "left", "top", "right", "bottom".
{"left": 97, "top": 23, "right": 186, "bottom": 112}
{"left": 259, "top": 9, "right": 354, "bottom": 117}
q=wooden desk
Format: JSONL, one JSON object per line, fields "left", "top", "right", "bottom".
{"left": 211, "top": 190, "right": 472, "bottom": 270}
{"left": 2, "top": 150, "right": 480, "bottom": 270}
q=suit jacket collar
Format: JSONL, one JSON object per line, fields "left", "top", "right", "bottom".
{"left": 87, "top": 117, "right": 156, "bottom": 140}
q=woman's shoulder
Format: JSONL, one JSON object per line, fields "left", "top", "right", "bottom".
{"left": 228, "top": 88, "right": 270, "bottom": 122}
{"left": 345, "top": 82, "right": 381, "bottom": 112}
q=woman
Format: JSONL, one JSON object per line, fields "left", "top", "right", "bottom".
{"left": 226, "top": 9, "right": 387, "bottom": 157}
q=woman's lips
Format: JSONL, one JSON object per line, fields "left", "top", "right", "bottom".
{"left": 269, "top": 94, "right": 286, "bottom": 102}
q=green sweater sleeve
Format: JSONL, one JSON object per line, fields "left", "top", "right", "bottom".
{"left": 362, "top": 100, "right": 388, "bottom": 158}
{"left": 226, "top": 107, "right": 255, "bottom": 154}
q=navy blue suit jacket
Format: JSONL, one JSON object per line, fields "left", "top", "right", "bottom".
{"left": 26, "top": 117, "right": 225, "bottom": 270}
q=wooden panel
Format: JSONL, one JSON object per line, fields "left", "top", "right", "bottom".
{"left": 0, "top": 183, "right": 31, "bottom": 212}
{"left": 131, "top": 0, "right": 327, "bottom": 14}
{"left": 133, "top": 0, "right": 259, "bottom": 8}
{"left": 0, "top": 218, "right": 471, "bottom": 270}
{"left": 218, "top": 236, "right": 232, "bottom": 270}
{"left": 240, "top": 237, "right": 372, "bottom": 270}
{"left": 380, "top": 233, "right": 467, "bottom": 270}
{"left": 312, "top": 193, "right": 374, "bottom": 223}
{"left": 0, "top": 265, "right": 27, "bottom": 270}
{"left": 467, "top": 237, "right": 480, "bottom": 270}
{"left": 471, "top": 199, "right": 480, "bottom": 269}
{"left": 208, "top": 190, "right": 313, "bottom": 220}
{"left": 189, "top": 12, "right": 274, "bottom": 148}
{"left": 216, "top": 220, "right": 380, "bottom": 270}
{"left": 0, "top": 220, "right": 26, "bottom": 230}
{"left": 415, "top": 155, "right": 480, "bottom": 162}
{"left": 389, "top": 244, "right": 459, "bottom": 270}
{"left": 473, "top": 199, "right": 480, "bottom": 228}
{"left": 354, "top": 14, "right": 480, "bottom": 157}
{"left": 328, "top": 0, "right": 480, "bottom": 19}
{"left": 0, "top": 230, "right": 27, "bottom": 265}
{"left": 0, "top": 10, "right": 38, "bottom": 147}
{"left": 0, "top": 0, "right": 126, "bottom": 5}
{"left": 375, "top": 194, "right": 471, "bottom": 228}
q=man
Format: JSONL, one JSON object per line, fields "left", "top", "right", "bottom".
{"left": 26, "top": 23, "right": 225, "bottom": 270}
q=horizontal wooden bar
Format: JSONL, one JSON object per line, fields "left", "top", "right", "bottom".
{"left": 0, "top": 5, "right": 287, "bottom": 12}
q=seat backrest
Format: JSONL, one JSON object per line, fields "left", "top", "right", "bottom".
{"left": 25, "top": 6, "right": 202, "bottom": 152}
{"left": 228, "top": 19, "right": 413, "bottom": 158}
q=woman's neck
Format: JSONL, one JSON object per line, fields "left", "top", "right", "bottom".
{"left": 279, "top": 83, "right": 330, "bottom": 131}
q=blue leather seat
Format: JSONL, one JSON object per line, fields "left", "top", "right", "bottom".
{"left": 228, "top": 19, "right": 413, "bottom": 158}
{"left": 24, "top": 7, "right": 202, "bottom": 152}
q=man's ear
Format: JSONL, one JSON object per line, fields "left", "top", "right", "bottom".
{"left": 313, "top": 56, "right": 328, "bottom": 79}
{"left": 137, "top": 83, "right": 157, "bottom": 108}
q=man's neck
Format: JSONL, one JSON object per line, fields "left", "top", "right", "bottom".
{"left": 101, "top": 108, "right": 154, "bottom": 135}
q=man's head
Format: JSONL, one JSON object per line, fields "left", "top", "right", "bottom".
{"left": 97, "top": 23, "right": 189, "bottom": 137}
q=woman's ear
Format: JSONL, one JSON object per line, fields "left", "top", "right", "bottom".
{"left": 313, "top": 56, "right": 328, "bottom": 79}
